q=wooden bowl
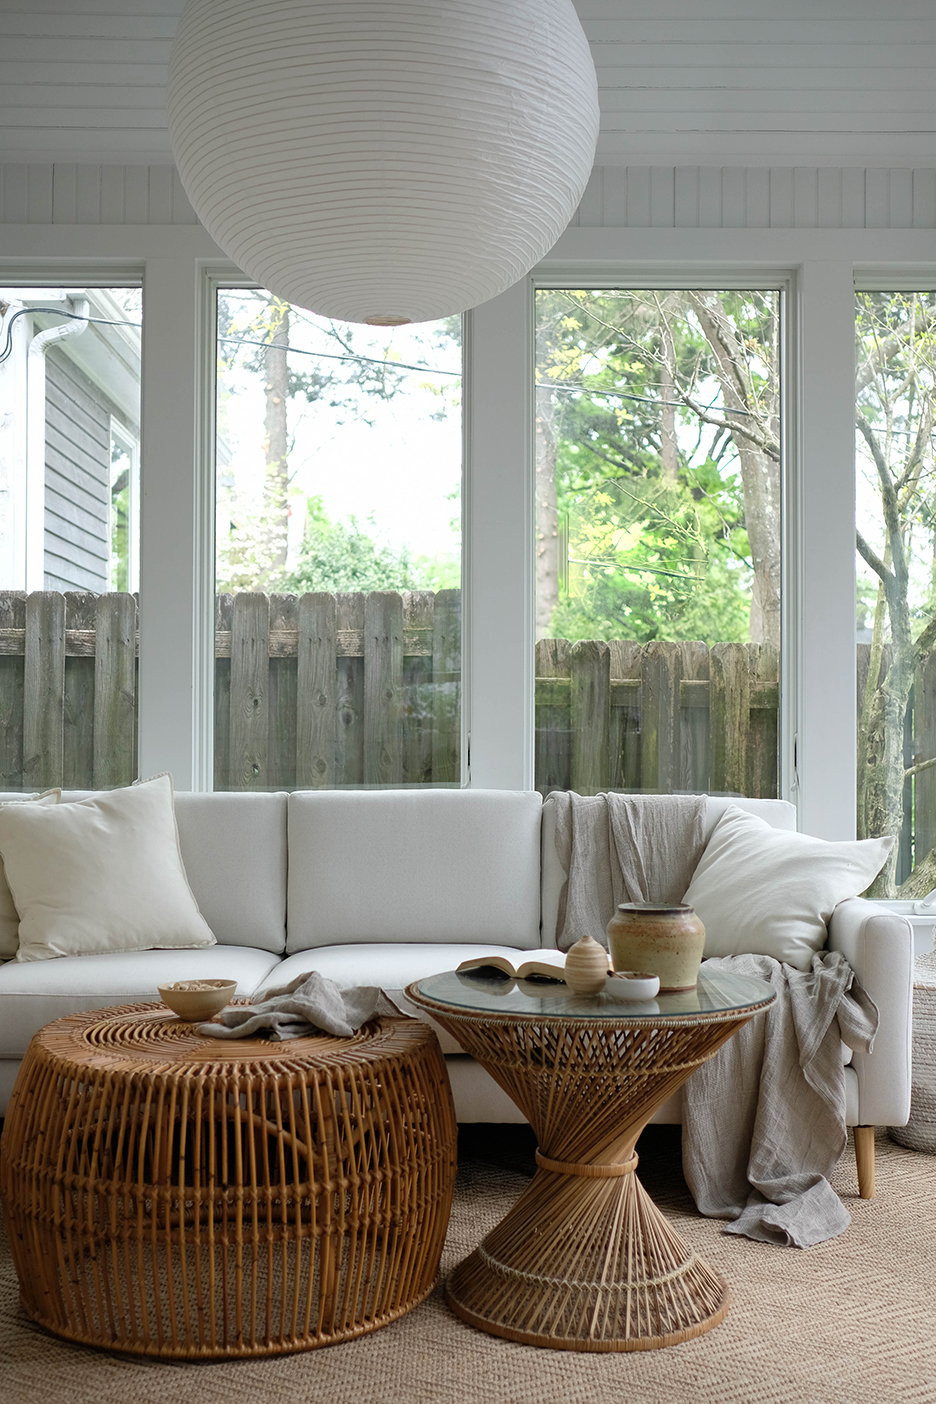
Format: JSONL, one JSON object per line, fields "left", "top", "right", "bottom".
{"left": 158, "top": 979, "right": 236, "bottom": 1023}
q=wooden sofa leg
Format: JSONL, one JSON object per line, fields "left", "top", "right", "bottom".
{"left": 854, "top": 1125, "right": 875, "bottom": 1199}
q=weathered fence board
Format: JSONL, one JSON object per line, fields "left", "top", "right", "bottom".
{"left": 23, "top": 591, "right": 65, "bottom": 791}
{"left": 431, "top": 588, "right": 461, "bottom": 785}
{"left": 93, "top": 592, "right": 136, "bottom": 789}
{"left": 297, "top": 592, "right": 336, "bottom": 789}
{"left": 364, "top": 591, "right": 403, "bottom": 786}
{"left": 63, "top": 592, "right": 95, "bottom": 791}
{"left": 228, "top": 592, "right": 269, "bottom": 790}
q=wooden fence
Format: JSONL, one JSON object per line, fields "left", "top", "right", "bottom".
{"left": 535, "top": 637, "right": 780, "bottom": 799}
{"left": 2, "top": 591, "right": 931, "bottom": 834}
{"left": 0, "top": 589, "right": 461, "bottom": 792}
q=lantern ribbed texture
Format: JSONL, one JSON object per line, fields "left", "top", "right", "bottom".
{"left": 166, "top": 0, "right": 599, "bottom": 324}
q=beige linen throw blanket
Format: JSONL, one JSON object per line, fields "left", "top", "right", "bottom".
{"left": 547, "top": 791, "right": 878, "bottom": 1247}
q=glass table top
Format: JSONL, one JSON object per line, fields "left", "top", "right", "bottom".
{"left": 410, "top": 966, "right": 776, "bottom": 1022}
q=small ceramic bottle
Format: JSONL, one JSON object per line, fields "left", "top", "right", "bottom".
{"left": 564, "top": 932, "right": 611, "bottom": 995}
{"left": 605, "top": 903, "right": 705, "bottom": 992}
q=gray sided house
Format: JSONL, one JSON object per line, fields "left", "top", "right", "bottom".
{"left": 0, "top": 289, "right": 141, "bottom": 594}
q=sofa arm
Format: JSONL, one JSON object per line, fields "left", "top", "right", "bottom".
{"left": 827, "top": 896, "right": 913, "bottom": 1127}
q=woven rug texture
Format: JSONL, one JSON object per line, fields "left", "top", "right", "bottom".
{"left": 1, "top": 1125, "right": 935, "bottom": 1404}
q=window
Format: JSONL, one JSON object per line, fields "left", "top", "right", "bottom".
{"left": 213, "top": 291, "right": 462, "bottom": 789}
{"left": 534, "top": 287, "right": 782, "bottom": 799}
{"left": 0, "top": 285, "right": 141, "bottom": 790}
{"left": 855, "top": 289, "right": 936, "bottom": 896}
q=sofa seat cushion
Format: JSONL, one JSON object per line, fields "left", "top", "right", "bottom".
{"left": 0, "top": 946, "right": 281, "bottom": 1058}
{"left": 286, "top": 789, "right": 543, "bottom": 953}
{"left": 274, "top": 943, "right": 537, "bottom": 1054}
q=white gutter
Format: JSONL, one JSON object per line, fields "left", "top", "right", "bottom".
{"left": 25, "top": 298, "right": 90, "bottom": 591}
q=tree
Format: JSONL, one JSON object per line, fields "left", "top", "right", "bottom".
{"left": 534, "top": 288, "right": 777, "bottom": 646}
{"left": 853, "top": 291, "right": 936, "bottom": 895}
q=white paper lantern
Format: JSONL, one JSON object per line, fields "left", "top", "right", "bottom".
{"left": 166, "top": 0, "right": 599, "bottom": 325}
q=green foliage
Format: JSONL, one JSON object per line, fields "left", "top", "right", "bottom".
{"left": 281, "top": 498, "right": 417, "bottom": 594}
{"left": 535, "top": 288, "right": 769, "bottom": 644}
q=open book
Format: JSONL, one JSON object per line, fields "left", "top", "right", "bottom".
{"left": 455, "top": 950, "right": 567, "bottom": 984}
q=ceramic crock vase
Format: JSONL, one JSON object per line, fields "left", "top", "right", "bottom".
{"left": 605, "top": 903, "right": 705, "bottom": 992}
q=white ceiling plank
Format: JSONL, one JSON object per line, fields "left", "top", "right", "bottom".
{"left": 745, "top": 166, "right": 770, "bottom": 227}
{"left": 0, "top": 2, "right": 933, "bottom": 180}
{"left": 817, "top": 168, "right": 843, "bottom": 228}
{"left": 913, "top": 168, "right": 936, "bottom": 228}
{"left": 888, "top": 168, "right": 914, "bottom": 227}
{"left": 841, "top": 167, "right": 867, "bottom": 228}
{"left": 673, "top": 166, "right": 700, "bottom": 227}
{"left": 864, "top": 168, "right": 892, "bottom": 226}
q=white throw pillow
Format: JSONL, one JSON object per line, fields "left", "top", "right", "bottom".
{"left": 682, "top": 804, "right": 894, "bottom": 971}
{"left": 0, "top": 791, "right": 60, "bottom": 960}
{"left": 0, "top": 774, "right": 216, "bottom": 962}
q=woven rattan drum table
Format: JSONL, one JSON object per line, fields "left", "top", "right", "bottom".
{"left": 408, "top": 966, "right": 774, "bottom": 1353}
{"left": 0, "top": 1004, "right": 457, "bottom": 1359}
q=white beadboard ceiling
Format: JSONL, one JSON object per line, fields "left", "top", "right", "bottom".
{"left": 0, "top": 0, "right": 934, "bottom": 169}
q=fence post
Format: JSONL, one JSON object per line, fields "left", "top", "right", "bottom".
{"left": 0, "top": 592, "right": 25, "bottom": 787}
{"left": 535, "top": 638, "right": 571, "bottom": 794}
{"left": 640, "top": 641, "right": 682, "bottom": 793}
{"left": 710, "top": 642, "right": 750, "bottom": 794}
{"left": 24, "top": 591, "right": 65, "bottom": 791}
{"left": 297, "top": 592, "right": 337, "bottom": 788}
{"left": 63, "top": 591, "right": 96, "bottom": 790}
{"left": 335, "top": 593, "right": 365, "bottom": 786}
{"left": 432, "top": 588, "right": 461, "bottom": 784}
{"left": 915, "top": 650, "right": 936, "bottom": 864}
{"left": 228, "top": 592, "right": 270, "bottom": 789}
{"left": 364, "top": 591, "right": 403, "bottom": 785}
{"left": 93, "top": 592, "right": 137, "bottom": 789}
{"left": 570, "top": 639, "right": 610, "bottom": 795}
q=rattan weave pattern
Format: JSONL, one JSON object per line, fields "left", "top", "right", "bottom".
{"left": 890, "top": 951, "right": 936, "bottom": 1154}
{"left": 0, "top": 1005, "right": 457, "bottom": 1359}
{"left": 408, "top": 985, "right": 769, "bottom": 1351}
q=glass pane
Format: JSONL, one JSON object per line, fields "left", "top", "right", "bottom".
{"left": 215, "top": 292, "right": 462, "bottom": 790}
{"left": 534, "top": 288, "right": 781, "bottom": 799}
{"left": 0, "top": 286, "right": 142, "bottom": 790}
{"left": 855, "top": 290, "right": 936, "bottom": 896}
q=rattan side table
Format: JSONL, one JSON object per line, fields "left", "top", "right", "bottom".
{"left": 408, "top": 967, "right": 774, "bottom": 1353}
{"left": 0, "top": 1005, "right": 457, "bottom": 1359}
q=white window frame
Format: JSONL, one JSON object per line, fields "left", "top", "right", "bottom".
{"left": 1, "top": 224, "right": 934, "bottom": 836}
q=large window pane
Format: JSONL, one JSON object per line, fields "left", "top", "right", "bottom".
{"left": 0, "top": 286, "right": 142, "bottom": 790}
{"left": 855, "top": 290, "right": 936, "bottom": 896}
{"left": 214, "top": 293, "right": 462, "bottom": 790}
{"left": 534, "top": 288, "right": 781, "bottom": 799}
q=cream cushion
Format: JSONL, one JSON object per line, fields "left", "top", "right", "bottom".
{"left": 683, "top": 804, "right": 894, "bottom": 971}
{"left": 0, "top": 945, "right": 279, "bottom": 1057}
{"left": 0, "top": 775, "right": 216, "bottom": 962}
{"left": 286, "top": 789, "right": 543, "bottom": 952}
{"left": 0, "top": 791, "right": 59, "bottom": 960}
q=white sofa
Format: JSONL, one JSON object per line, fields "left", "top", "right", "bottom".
{"left": 0, "top": 788, "right": 913, "bottom": 1197}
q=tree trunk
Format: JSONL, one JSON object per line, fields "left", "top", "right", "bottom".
{"left": 262, "top": 303, "right": 290, "bottom": 577}
{"left": 688, "top": 293, "right": 781, "bottom": 651}
{"left": 535, "top": 390, "right": 559, "bottom": 640}
{"left": 660, "top": 322, "right": 679, "bottom": 483}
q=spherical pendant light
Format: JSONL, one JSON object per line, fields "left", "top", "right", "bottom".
{"left": 166, "top": 0, "right": 599, "bottom": 325}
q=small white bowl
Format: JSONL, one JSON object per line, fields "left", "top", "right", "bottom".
{"left": 608, "top": 971, "right": 661, "bottom": 1000}
{"left": 158, "top": 979, "right": 236, "bottom": 1023}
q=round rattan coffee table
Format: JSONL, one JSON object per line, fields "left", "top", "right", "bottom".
{"left": 408, "top": 966, "right": 774, "bottom": 1353}
{"left": 0, "top": 1005, "right": 457, "bottom": 1359}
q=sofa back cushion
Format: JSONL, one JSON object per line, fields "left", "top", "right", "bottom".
{"left": 539, "top": 794, "right": 798, "bottom": 948}
{"left": 172, "top": 793, "right": 288, "bottom": 952}
{"left": 286, "top": 789, "right": 543, "bottom": 952}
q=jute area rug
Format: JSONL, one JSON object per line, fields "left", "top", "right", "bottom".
{"left": 1, "top": 1126, "right": 935, "bottom": 1404}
